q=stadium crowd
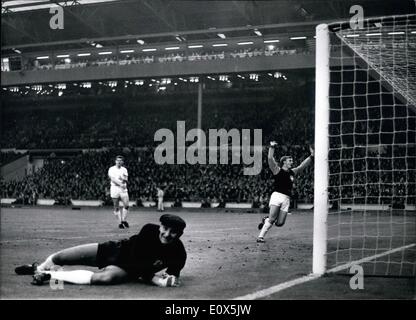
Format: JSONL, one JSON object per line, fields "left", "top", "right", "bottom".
{"left": 2, "top": 84, "right": 313, "bottom": 149}
{"left": 2, "top": 144, "right": 412, "bottom": 207}
{"left": 0, "top": 146, "right": 314, "bottom": 207}
{"left": 2, "top": 76, "right": 413, "bottom": 208}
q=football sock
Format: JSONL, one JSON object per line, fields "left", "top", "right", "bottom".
{"left": 258, "top": 218, "right": 273, "bottom": 238}
{"left": 121, "top": 207, "right": 128, "bottom": 221}
{"left": 45, "top": 270, "right": 93, "bottom": 285}
{"left": 37, "top": 254, "right": 57, "bottom": 272}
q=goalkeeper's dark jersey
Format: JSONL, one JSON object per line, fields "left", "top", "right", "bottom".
{"left": 97, "top": 224, "right": 186, "bottom": 280}
{"left": 272, "top": 168, "right": 295, "bottom": 197}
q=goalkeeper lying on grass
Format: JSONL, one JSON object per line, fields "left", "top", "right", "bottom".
{"left": 15, "top": 214, "right": 187, "bottom": 288}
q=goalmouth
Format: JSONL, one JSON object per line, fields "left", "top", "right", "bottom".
{"left": 313, "top": 14, "right": 416, "bottom": 277}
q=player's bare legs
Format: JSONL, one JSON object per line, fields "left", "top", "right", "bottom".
{"left": 275, "top": 209, "right": 288, "bottom": 227}
{"left": 91, "top": 265, "right": 129, "bottom": 285}
{"left": 158, "top": 198, "right": 164, "bottom": 211}
{"left": 33, "top": 245, "right": 127, "bottom": 285}
{"left": 37, "top": 243, "right": 99, "bottom": 271}
{"left": 112, "top": 197, "right": 122, "bottom": 224}
{"left": 21, "top": 243, "right": 99, "bottom": 285}
{"left": 257, "top": 205, "right": 281, "bottom": 242}
{"left": 31, "top": 245, "right": 129, "bottom": 285}
{"left": 17, "top": 243, "right": 130, "bottom": 285}
{"left": 120, "top": 194, "right": 129, "bottom": 228}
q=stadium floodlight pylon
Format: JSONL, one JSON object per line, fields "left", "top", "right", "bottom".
{"left": 313, "top": 14, "right": 416, "bottom": 277}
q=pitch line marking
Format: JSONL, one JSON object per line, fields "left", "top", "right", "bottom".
{"left": 232, "top": 243, "right": 416, "bottom": 300}
{"left": 325, "top": 243, "right": 416, "bottom": 274}
{"left": 232, "top": 273, "right": 321, "bottom": 300}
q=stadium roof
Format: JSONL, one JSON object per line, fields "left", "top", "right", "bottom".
{"left": 1, "top": 0, "right": 119, "bottom": 13}
{"left": 2, "top": 0, "right": 415, "bottom": 52}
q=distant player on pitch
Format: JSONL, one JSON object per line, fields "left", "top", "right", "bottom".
{"left": 256, "top": 141, "right": 314, "bottom": 243}
{"left": 108, "top": 155, "right": 129, "bottom": 229}
{"left": 157, "top": 187, "right": 165, "bottom": 212}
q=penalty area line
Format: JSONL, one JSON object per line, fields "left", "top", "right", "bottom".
{"left": 232, "top": 243, "right": 416, "bottom": 300}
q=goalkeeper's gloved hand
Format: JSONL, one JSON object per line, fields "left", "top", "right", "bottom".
{"left": 152, "top": 273, "right": 180, "bottom": 287}
{"left": 270, "top": 141, "right": 278, "bottom": 148}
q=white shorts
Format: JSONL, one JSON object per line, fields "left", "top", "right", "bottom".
{"left": 110, "top": 186, "right": 129, "bottom": 200}
{"left": 269, "top": 192, "right": 290, "bottom": 212}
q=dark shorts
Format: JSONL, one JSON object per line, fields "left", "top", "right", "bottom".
{"left": 96, "top": 240, "right": 123, "bottom": 269}
{"left": 96, "top": 240, "right": 155, "bottom": 280}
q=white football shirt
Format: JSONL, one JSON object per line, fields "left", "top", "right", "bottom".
{"left": 108, "top": 165, "right": 128, "bottom": 187}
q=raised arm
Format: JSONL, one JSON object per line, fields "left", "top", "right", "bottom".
{"left": 293, "top": 145, "right": 314, "bottom": 175}
{"left": 268, "top": 141, "right": 280, "bottom": 175}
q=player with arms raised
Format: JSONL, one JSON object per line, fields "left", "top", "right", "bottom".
{"left": 257, "top": 141, "right": 314, "bottom": 243}
{"left": 108, "top": 155, "right": 130, "bottom": 229}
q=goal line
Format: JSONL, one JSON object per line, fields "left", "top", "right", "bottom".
{"left": 232, "top": 243, "right": 415, "bottom": 300}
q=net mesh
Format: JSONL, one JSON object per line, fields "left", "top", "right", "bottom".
{"left": 326, "top": 14, "right": 416, "bottom": 277}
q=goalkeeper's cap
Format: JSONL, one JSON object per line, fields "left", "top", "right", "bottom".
{"left": 116, "top": 155, "right": 124, "bottom": 160}
{"left": 280, "top": 156, "right": 293, "bottom": 167}
{"left": 160, "top": 214, "right": 186, "bottom": 233}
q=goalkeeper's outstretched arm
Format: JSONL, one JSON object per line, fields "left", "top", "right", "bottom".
{"left": 268, "top": 141, "right": 280, "bottom": 175}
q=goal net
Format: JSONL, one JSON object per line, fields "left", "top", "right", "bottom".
{"left": 313, "top": 14, "right": 416, "bottom": 277}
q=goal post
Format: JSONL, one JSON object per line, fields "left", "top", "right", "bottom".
{"left": 313, "top": 23, "right": 330, "bottom": 275}
{"left": 313, "top": 14, "right": 416, "bottom": 277}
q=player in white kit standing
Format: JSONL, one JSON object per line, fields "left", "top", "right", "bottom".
{"left": 108, "top": 155, "right": 130, "bottom": 229}
{"left": 157, "top": 187, "right": 165, "bottom": 212}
